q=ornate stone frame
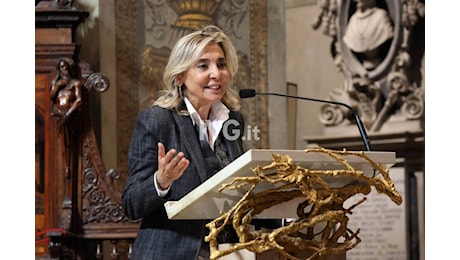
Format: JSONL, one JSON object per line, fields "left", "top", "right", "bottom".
{"left": 313, "top": 0, "right": 425, "bottom": 133}
{"left": 337, "top": 0, "right": 402, "bottom": 80}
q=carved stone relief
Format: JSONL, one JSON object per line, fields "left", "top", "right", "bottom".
{"left": 313, "top": 0, "right": 425, "bottom": 133}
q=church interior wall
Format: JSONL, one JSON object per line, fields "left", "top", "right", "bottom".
{"left": 69, "top": 0, "right": 425, "bottom": 258}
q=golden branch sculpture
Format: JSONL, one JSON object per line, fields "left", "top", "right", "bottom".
{"left": 205, "top": 147, "right": 402, "bottom": 260}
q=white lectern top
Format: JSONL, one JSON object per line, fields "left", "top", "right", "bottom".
{"left": 164, "top": 149, "right": 395, "bottom": 220}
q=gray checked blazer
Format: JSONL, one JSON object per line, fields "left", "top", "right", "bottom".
{"left": 122, "top": 104, "right": 244, "bottom": 260}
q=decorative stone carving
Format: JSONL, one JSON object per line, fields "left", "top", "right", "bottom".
{"left": 167, "top": 0, "right": 223, "bottom": 29}
{"left": 313, "top": 0, "right": 425, "bottom": 133}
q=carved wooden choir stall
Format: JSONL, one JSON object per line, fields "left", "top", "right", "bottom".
{"left": 35, "top": 1, "right": 140, "bottom": 259}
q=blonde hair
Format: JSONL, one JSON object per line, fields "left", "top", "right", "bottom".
{"left": 155, "top": 25, "right": 240, "bottom": 113}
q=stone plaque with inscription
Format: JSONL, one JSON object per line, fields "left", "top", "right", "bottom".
{"left": 345, "top": 167, "right": 407, "bottom": 260}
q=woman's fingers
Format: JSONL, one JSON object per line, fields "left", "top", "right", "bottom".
{"left": 177, "top": 157, "right": 190, "bottom": 173}
{"left": 158, "top": 142, "right": 165, "bottom": 159}
{"left": 157, "top": 143, "right": 189, "bottom": 183}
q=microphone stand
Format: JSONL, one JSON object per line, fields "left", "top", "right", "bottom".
{"left": 254, "top": 92, "right": 372, "bottom": 151}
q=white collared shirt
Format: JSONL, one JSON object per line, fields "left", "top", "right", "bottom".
{"left": 184, "top": 97, "right": 230, "bottom": 151}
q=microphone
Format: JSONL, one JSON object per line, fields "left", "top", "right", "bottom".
{"left": 239, "top": 88, "right": 372, "bottom": 151}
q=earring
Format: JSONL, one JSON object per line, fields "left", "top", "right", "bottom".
{"left": 178, "top": 84, "right": 184, "bottom": 99}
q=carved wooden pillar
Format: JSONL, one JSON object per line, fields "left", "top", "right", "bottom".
{"left": 36, "top": 1, "right": 141, "bottom": 258}
{"left": 35, "top": 1, "right": 89, "bottom": 256}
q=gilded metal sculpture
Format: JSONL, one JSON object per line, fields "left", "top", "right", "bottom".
{"left": 205, "top": 147, "right": 402, "bottom": 259}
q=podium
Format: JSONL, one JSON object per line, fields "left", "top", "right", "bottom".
{"left": 164, "top": 149, "right": 396, "bottom": 220}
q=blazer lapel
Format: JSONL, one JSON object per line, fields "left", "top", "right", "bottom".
{"left": 225, "top": 111, "right": 244, "bottom": 161}
{"left": 221, "top": 133, "right": 241, "bottom": 162}
{"left": 171, "top": 112, "right": 208, "bottom": 182}
{"left": 226, "top": 140, "right": 243, "bottom": 162}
